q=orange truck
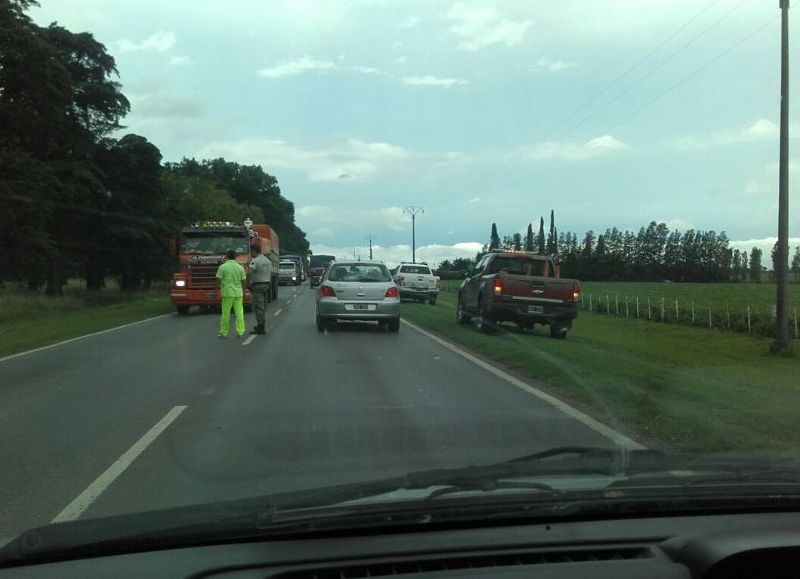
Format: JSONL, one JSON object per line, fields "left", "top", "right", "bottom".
{"left": 170, "top": 221, "right": 279, "bottom": 315}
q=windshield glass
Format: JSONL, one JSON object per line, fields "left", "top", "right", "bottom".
{"left": 328, "top": 264, "right": 392, "bottom": 282}
{"left": 400, "top": 266, "right": 431, "bottom": 274}
{"left": 1, "top": 0, "right": 799, "bottom": 559}
{"left": 182, "top": 232, "right": 248, "bottom": 255}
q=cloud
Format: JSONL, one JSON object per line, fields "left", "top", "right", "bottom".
{"left": 524, "top": 135, "right": 629, "bottom": 161}
{"left": 169, "top": 55, "right": 191, "bottom": 66}
{"left": 393, "top": 56, "right": 408, "bottom": 64}
{"left": 257, "top": 57, "right": 338, "bottom": 78}
{"left": 447, "top": 2, "right": 532, "bottom": 51}
{"left": 398, "top": 16, "right": 419, "bottom": 29}
{"left": 742, "top": 160, "right": 799, "bottom": 197}
{"left": 531, "top": 57, "right": 577, "bottom": 72}
{"left": 467, "top": 197, "right": 481, "bottom": 203}
{"left": 402, "top": 75, "right": 467, "bottom": 87}
{"left": 665, "top": 119, "right": 781, "bottom": 150}
{"left": 198, "top": 138, "right": 408, "bottom": 183}
{"left": 730, "top": 237, "right": 800, "bottom": 256}
{"left": 117, "top": 30, "right": 176, "bottom": 52}
{"left": 311, "top": 227, "right": 335, "bottom": 238}
{"left": 661, "top": 218, "right": 694, "bottom": 231}
{"left": 129, "top": 94, "right": 203, "bottom": 119}
{"left": 297, "top": 205, "right": 338, "bottom": 222}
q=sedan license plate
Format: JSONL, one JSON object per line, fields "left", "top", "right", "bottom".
{"left": 347, "top": 303, "right": 375, "bottom": 311}
{"left": 527, "top": 305, "right": 544, "bottom": 314}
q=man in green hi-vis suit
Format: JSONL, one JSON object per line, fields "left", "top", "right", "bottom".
{"left": 216, "top": 249, "right": 247, "bottom": 338}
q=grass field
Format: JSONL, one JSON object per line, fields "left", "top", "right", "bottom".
{"left": 0, "top": 280, "right": 173, "bottom": 358}
{"left": 440, "top": 280, "right": 800, "bottom": 339}
{"left": 401, "top": 291, "right": 800, "bottom": 453}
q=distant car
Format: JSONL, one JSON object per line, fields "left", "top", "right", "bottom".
{"left": 278, "top": 261, "right": 301, "bottom": 285}
{"left": 315, "top": 261, "right": 400, "bottom": 332}
{"left": 393, "top": 262, "right": 440, "bottom": 305}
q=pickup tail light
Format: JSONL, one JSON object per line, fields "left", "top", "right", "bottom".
{"left": 493, "top": 277, "right": 503, "bottom": 295}
{"left": 385, "top": 286, "right": 399, "bottom": 299}
{"left": 572, "top": 283, "right": 580, "bottom": 302}
{"left": 319, "top": 285, "right": 336, "bottom": 298}
{"left": 435, "top": 276, "right": 440, "bottom": 289}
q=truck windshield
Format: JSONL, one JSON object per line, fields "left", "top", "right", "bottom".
{"left": 400, "top": 266, "right": 430, "bottom": 274}
{"left": 182, "top": 232, "right": 248, "bottom": 255}
{"left": 489, "top": 258, "right": 547, "bottom": 276}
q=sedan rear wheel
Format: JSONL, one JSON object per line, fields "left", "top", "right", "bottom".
{"left": 316, "top": 311, "right": 327, "bottom": 332}
{"left": 388, "top": 318, "right": 400, "bottom": 333}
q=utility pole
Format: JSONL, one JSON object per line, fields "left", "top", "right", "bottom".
{"left": 403, "top": 206, "right": 424, "bottom": 263}
{"left": 774, "top": 0, "right": 791, "bottom": 352}
{"left": 365, "top": 235, "right": 376, "bottom": 260}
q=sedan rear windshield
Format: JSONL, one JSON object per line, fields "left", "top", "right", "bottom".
{"left": 328, "top": 264, "right": 392, "bottom": 283}
{"left": 489, "top": 257, "right": 547, "bottom": 276}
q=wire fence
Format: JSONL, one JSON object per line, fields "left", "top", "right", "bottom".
{"left": 438, "top": 281, "right": 800, "bottom": 340}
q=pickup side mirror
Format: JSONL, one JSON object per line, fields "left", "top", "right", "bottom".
{"left": 464, "top": 270, "right": 471, "bottom": 278}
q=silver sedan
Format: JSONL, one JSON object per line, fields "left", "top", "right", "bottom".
{"left": 315, "top": 261, "right": 401, "bottom": 332}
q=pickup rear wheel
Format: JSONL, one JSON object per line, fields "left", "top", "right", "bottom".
{"left": 475, "top": 298, "right": 495, "bottom": 334}
{"left": 549, "top": 325, "right": 568, "bottom": 339}
{"left": 176, "top": 305, "right": 190, "bottom": 315}
{"left": 428, "top": 297, "right": 437, "bottom": 306}
{"left": 456, "top": 296, "right": 471, "bottom": 324}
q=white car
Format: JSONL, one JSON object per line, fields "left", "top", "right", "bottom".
{"left": 393, "top": 262, "right": 440, "bottom": 305}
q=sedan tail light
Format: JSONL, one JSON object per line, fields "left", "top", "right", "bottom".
{"left": 319, "top": 285, "right": 337, "bottom": 297}
{"left": 385, "top": 286, "right": 399, "bottom": 299}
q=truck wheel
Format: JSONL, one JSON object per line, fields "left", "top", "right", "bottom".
{"left": 549, "top": 325, "right": 568, "bottom": 339}
{"left": 428, "top": 298, "right": 437, "bottom": 306}
{"left": 176, "top": 305, "right": 190, "bottom": 315}
{"left": 388, "top": 318, "right": 400, "bottom": 333}
{"left": 456, "top": 296, "right": 471, "bottom": 325}
{"left": 475, "top": 299, "right": 495, "bottom": 334}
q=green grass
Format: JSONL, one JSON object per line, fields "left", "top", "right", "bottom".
{"left": 402, "top": 292, "right": 800, "bottom": 453}
{"left": 0, "top": 280, "right": 173, "bottom": 358}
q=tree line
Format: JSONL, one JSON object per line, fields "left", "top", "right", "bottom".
{"left": 0, "top": 0, "right": 308, "bottom": 295}
{"left": 438, "top": 211, "right": 800, "bottom": 283}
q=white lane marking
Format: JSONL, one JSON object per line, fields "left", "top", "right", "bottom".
{"left": 51, "top": 405, "right": 187, "bottom": 523}
{"left": 401, "top": 319, "right": 646, "bottom": 451}
{"left": 242, "top": 335, "right": 257, "bottom": 346}
{"left": 273, "top": 309, "right": 283, "bottom": 317}
{"left": 0, "top": 314, "right": 171, "bottom": 364}
{"left": 287, "top": 299, "right": 293, "bottom": 305}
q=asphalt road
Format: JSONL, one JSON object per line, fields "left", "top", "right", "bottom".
{"left": 0, "top": 284, "right": 616, "bottom": 540}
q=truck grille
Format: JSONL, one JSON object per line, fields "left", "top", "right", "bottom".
{"left": 188, "top": 264, "right": 218, "bottom": 288}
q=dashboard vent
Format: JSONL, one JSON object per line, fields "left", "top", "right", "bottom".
{"left": 274, "top": 546, "right": 653, "bottom": 578}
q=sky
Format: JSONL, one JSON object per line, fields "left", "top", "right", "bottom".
{"left": 30, "top": 0, "right": 800, "bottom": 266}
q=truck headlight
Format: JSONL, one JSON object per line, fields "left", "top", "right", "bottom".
{"left": 292, "top": 276, "right": 297, "bottom": 281}
{"left": 175, "top": 280, "right": 186, "bottom": 287}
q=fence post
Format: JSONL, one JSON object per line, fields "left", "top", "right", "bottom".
{"left": 691, "top": 301, "right": 695, "bottom": 325}
{"left": 615, "top": 295, "right": 619, "bottom": 316}
{"left": 747, "top": 305, "right": 751, "bottom": 333}
{"left": 589, "top": 293, "right": 593, "bottom": 313}
{"left": 675, "top": 299, "right": 679, "bottom": 322}
{"left": 726, "top": 304, "right": 730, "bottom": 329}
{"left": 625, "top": 298, "right": 629, "bottom": 317}
{"left": 708, "top": 306, "right": 712, "bottom": 328}
{"left": 636, "top": 296, "right": 640, "bottom": 318}
{"left": 606, "top": 294, "right": 610, "bottom": 314}
{"left": 648, "top": 297, "right": 652, "bottom": 320}
{"left": 660, "top": 297, "right": 665, "bottom": 322}
{"left": 794, "top": 307, "right": 798, "bottom": 339}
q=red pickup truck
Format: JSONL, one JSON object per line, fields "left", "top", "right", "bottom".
{"left": 456, "top": 251, "right": 580, "bottom": 338}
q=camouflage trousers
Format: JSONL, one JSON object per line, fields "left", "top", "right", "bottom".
{"left": 251, "top": 283, "right": 270, "bottom": 326}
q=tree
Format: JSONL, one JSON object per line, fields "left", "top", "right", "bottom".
{"left": 749, "top": 247, "right": 763, "bottom": 282}
{"left": 489, "top": 223, "right": 500, "bottom": 250}
{"left": 792, "top": 245, "right": 800, "bottom": 282}
{"left": 512, "top": 232, "right": 522, "bottom": 251}
{"left": 537, "top": 217, "right": 546, "bottom": 254}
{"left": 732, "top": 249, "right": 742, "bottom": 282}
{"left": 524, "top": 223, "right": 534, "bottom": 251}
{"left": 546, "top": 209, "right": 556, "bottom": 254}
